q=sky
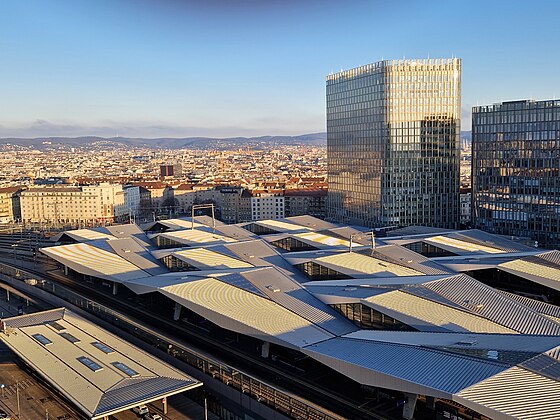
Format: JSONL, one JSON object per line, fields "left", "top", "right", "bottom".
{"left": 1, "top": 0, "right": 560, "bottom": 138}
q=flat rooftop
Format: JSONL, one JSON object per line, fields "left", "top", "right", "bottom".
{"left": 0, "top": 308, "right": 202, "bottom": 420}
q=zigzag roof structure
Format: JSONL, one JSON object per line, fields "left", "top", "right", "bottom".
{"left": 39, "top": 217, "right": 560, "bottom": 419}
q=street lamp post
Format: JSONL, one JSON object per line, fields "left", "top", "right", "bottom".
{"left": 11, "top": 244, "right": 17, "bottom": 267}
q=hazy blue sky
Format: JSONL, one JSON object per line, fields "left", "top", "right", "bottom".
{"left": 1, "top": 0, "right": 559, "bottom": 138}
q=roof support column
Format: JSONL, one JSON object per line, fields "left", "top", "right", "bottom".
{"left": 112, "top": 282, "right": 118, "bottom": 295}
{"left": 64, "top": 265, "right": 68, "bottom": 275}
{"left": 261, "top": 341, "right": 270, "bottom": 358}
{"left": 162, "top": 396, "right": 168, "bottom": 414}
{"left": 173, "top": 302, "right": 182, "bottom": 321}
{"left": 402, "top": 393, "right": 417, "bottom": 420}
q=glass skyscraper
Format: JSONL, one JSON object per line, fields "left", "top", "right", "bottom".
{"left": 472, "top": 99, "right": 560, "bottom": 248}
{"left": 326, "top": 58, "right": 461, "bottom": 229}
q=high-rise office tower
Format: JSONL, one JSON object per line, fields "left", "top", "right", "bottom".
{"left": 472, "top": 99, "right": 560, "bottom": 248}
{"left": 326, "top": 58, "right": 461, "bottom": 228}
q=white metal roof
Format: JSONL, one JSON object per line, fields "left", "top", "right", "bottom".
{"left": 37, "top": 222, "right": 560, "bottom": 420}
{"left": 253, "top": 219, "right": 313, "bottom": 232}
{"left": 0, "top": 309, "right": 201, "bottom": 419}
{"left": 425, "top": 235, "right": 505, "bottom": 254}
{"left": 173, "top": 248, "right": 253, "bottom": 269}
{"left": 455, "top": 366, "right": 560, "bottom": 420}
{"left": 160, "top": 277, "right": 335, "bottom": 348}
{"left": 293, "top": 232, "right": 354, "bottom": 247}
{"left": 158, "top": 228, "right": 238, "bottom": 245}
{"left": 364, "top": 291, "right": 516, "bottom": 334}
{"left": 315, "top": 252, "right": 422, "bottom": 276}
{"left": 60, "top": 228, "right": 115, "bottom": 242}
{"left": 40, "top": 242, "right": 150, "bottom": 282}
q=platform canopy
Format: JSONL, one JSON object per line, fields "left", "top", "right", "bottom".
{"left": 0, "top": 308, "right": 202, "bottom": 420}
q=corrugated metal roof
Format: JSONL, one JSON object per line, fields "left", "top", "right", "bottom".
{"left": 425, "top": 235, "right": 505, "bottom": 254}
{"left": 305, "top": 284, "right": 393, "bottom": 303}
{"left": 173, "top": 248, "right": 253, "bottom": 269}
{"left": 63, "top": 229, "right": 115, "bottom": 242}
{"left": 343, "top": 330, "right": 560, "bottom": 354}
{"left": 316, "top": 252, "right": 422, "bottom": 277}
{"left": 520, "top": 353, "right": 560, "bottom": 382}
{"left": 455, "top": 366, "right": 560, "bottom": 420}
{"left": 239, "top": 267, "right": 357, "bottom": 336}
{"left": 284, "top": 215, "right": 340, "bottom": 230}
{"left": 2, "top": 308, "right": 66, "bottom": 328}
{"left": 422, "top": 275, "right": 560, "bottom": 335}
{"left": 365, "top": 290, "right": 516, "bottom": 334}
{"left": 498, "top": 290, "right": 560, "bottom": 320}
{"left": 161, "top": 278, "right": 334, "bottom": 347}
{"left": 361, "top": 245, "right": 450, "bottom": 275}
{"left": 213, "top": 225, "right": 258, "bottom": 240}
{"left": 0, "top": 309, "right": 200, "bottom": 420}
{"left": 95, "top": 377, "right": 199, "bottom": 417}
{"left": 302, "top": 275, "right": 444, "bottom": 287}
{"left": 214, "top": 272, "right": 268, "bottom": 298}
{"left": 254, "top": 219, "right": 313, "bottom": 232}
{"left": 451, "top": 230, "right": 534, "bottom": 253}
{"left": 303, "top": 337, "right": 509, "bottom": 395}
{"left": 293, "top": 232, "right": 353, "bottom": 247}
{"left": 498, "top": 252, "right": 560, "bottom": 292}
{"left": 536, "top": 250, "right": 560, "bottom": 265}
{"left": 403, "top": 285, "right": 471, "bottom": 310}
{"left": 41, "top": 242, "right": 150, "bottom": 282}
{"left": 107, "top": 238, "right": 168, "bottom": 275}
{"left": 160, "top": 228, "right": 237, "bottom": 245}
{"left": 151, "top": 218, "right": 207, "bottom": 231}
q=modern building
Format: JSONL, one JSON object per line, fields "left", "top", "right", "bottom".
{"left": 326, "top": 58, "right": 462, "bottom": 229}
{"left": 472, "top": 99, "right": 560, "bottom": 248}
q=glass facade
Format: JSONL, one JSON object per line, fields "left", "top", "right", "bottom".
{"left": 326, "top": 58, "right": 461, "bottom": 228}
{"left": 472, "top": 99, "right": 560, "bottom": 248}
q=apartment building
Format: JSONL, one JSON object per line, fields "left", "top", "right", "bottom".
{"left": 284, "top": 188, "right": 327, "bottom": 219}
{"left": 20, "top": 184, "right": 125, "bottom": 224}
{"left": 250, "top": 189, "right": 285, "bottom": 221}
{"left": 0, "top": 187, "right": 23, "bottom": 223}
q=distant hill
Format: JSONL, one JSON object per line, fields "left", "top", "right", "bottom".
{"left": 0, "top": 133, "right": 327, "bottom": 149}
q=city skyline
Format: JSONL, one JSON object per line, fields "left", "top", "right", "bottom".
{"left": 2, "top": 0, "right": 560, "bottom": 138}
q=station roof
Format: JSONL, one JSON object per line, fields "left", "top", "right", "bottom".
{"left": 155, "top": 228, "right": 238, "bottom": 246}
{"left": 0, "top": 308, "right": 201, "bottom": 420}
{"left": 314, "top": 252, "right": 423, "bottom": 277}
{"left": 498, "top": 251, "right": 560, "bottom": 292}
{"left": 54, "top": 228, "right": 115, "bottom": 243}
{"left": 41, "top": 241, "right": 152, "bottom": 282}
{"left": 172, "top": 248, "right": 254, "bottom": 270}
{"left": 39, "top": 219, "right": 560, "bottom": 419}
{"left": 382, "top": 229, "right": 534, "bottom": 255}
